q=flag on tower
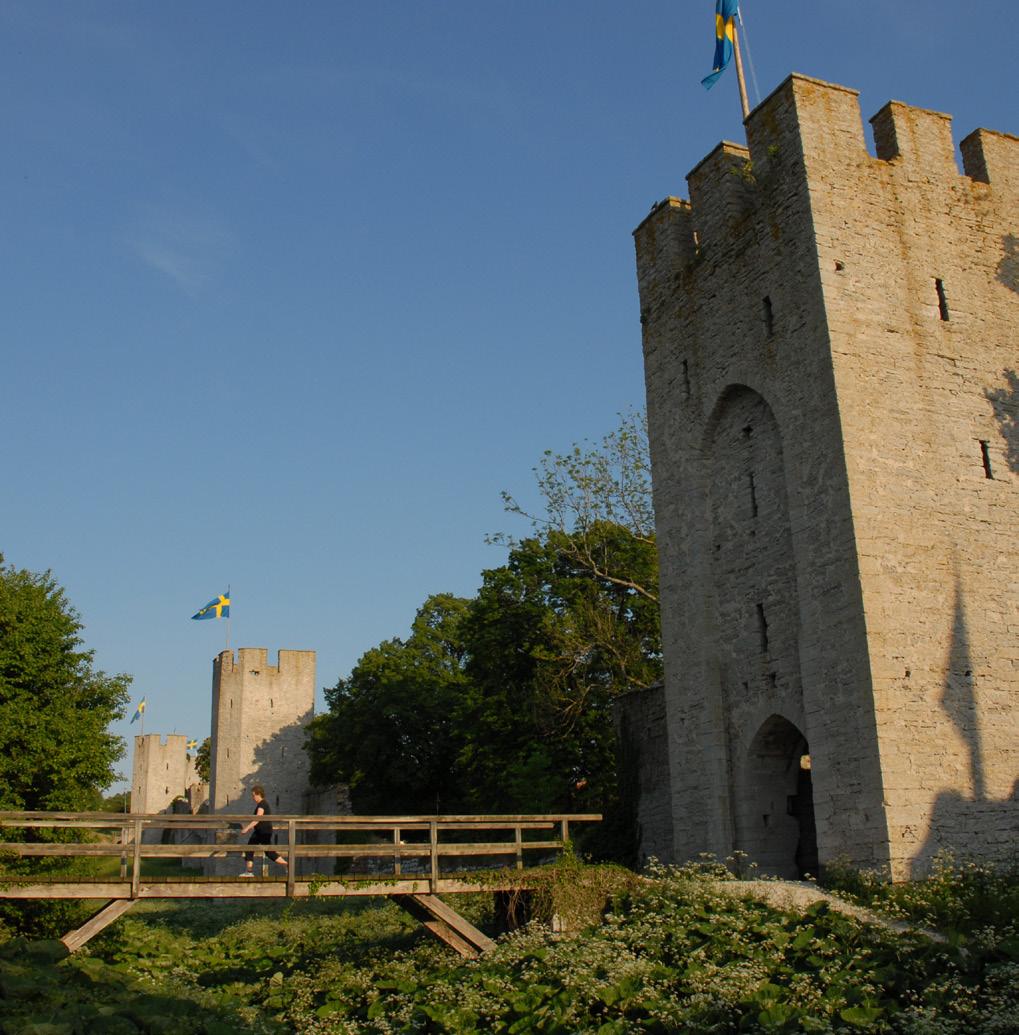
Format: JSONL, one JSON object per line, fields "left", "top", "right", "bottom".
{"left": 191, "top": 591, "right": 230, "bottom": 620}
{"left": 702, "top": 0, "right": 739, "bottom": 90}
{"left": 187, "top": 739, "right": 198, "bottom": 751}
{"left": 130, "top": 698, "right": 146, "bottom": 724}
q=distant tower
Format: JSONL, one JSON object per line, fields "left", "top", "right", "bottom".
{"left": 131, "top": 734, "right": 193, "bottom": 840}
{"left": 634, "top": 74, "right": 1018, "bottom": 879}
{"left": 209, "top": 648, "right": 316, "bottom": 816}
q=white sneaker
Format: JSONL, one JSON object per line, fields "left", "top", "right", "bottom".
{"left": 238, "top": 871, "right": 254, "bottom": 878}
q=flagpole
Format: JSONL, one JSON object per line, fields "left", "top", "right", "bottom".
{"left": 732, "top": 18, "right": 751, "bottom": 120}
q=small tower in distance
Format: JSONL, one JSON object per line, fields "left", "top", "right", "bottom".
{"left": 131, "top": 734, "right": 193, "bottom": 840}
{"left": 209, "top": 648, "right": 315, "bottom": 817}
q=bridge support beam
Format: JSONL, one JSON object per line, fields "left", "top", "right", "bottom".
{"left": 61, "top": 899, "right": 136, "bottom": 953}
{"left": 395, "top": 893, "right": 496, "bottom": 958}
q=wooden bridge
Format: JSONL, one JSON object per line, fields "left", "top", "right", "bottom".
{"left": 0, "top": 811, "right": 599, "bottom": 957}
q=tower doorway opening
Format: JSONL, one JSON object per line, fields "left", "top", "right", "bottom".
{"left": 736, "top": 715, "right": 817, "bottom": 879}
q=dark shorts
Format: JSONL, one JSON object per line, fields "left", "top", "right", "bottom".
{"left": 246, "top": 833, "right": 281, "bottom": 863}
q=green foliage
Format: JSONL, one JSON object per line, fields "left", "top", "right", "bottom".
{"left": 0, "top": 553, "right": 130, "bottom": 812}
{"left": 307, "top": 593, "right": 473, "bottom": 814}
{"left": 308, "top": 414, "right": 661, "bottom": 862}
{"left": 823, "top": 852, "right": 1019, "bottom": 942}
{"left": 0, "top": 933, "right": 272, "bottom": 1034}
{"left": 193, "top": 737, "right": 212, "bottom": 784}
{"left": 3, "top": 864, "right": 1018, "bottom": 1034}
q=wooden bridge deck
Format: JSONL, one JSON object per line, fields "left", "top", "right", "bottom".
{"left": 0, "top": 811, "right": 600, "bottom": 956}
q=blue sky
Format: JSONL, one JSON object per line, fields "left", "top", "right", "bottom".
{"left": 2, "top": 1, "right": 1016, "bottom": 791}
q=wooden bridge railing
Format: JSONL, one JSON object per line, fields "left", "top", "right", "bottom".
{"left": 0, "top": 811, "right": 601, "bottom": 956}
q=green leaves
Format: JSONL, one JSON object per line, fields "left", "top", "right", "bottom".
{"left": 0, "top": 555, "right": 130, "bottom": 815}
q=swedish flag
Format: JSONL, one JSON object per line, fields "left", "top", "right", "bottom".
{"left": 191, "top": 592, "right": 230, "bottom": 621}
{"left": 702, "top": 0, "right": 739, "bottom": 90}
{"left": 187, "top": 739, "right": 198, "bottom": 751}
{"left": 130, "top": 698, "right": 146, "bottom": 724}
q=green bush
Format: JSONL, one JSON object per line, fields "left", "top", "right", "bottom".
{"left": 2, "top": 861, "right": 1017, "bottom": 1033}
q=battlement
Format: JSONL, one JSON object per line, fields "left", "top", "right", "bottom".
{"left": 214, "top": 647, "right": 316, "bottom": 678}
{"left": 634, "top": 73, "right": 1019, "bottom": 294}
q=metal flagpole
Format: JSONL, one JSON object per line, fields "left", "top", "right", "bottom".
{"left": 732, "top": 16, "right": 751, "bottom": 121}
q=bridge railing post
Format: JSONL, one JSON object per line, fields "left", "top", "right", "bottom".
{"left": 429, "top": 819, "right": 439, "bottom": 892}
{"left": 393, "top": 825, "right": 401, "bottom": 877}
{"left": 515, "top": 824, "right": 523, "bottom": 870}
{"left": 119, "top": 824, "right": 128, "bottom": 880}
{"left": 131, "top": 819, "right": 143, "bottom": 898}
{"left": 286, "top": 819, "right": 296, "bottom": 897}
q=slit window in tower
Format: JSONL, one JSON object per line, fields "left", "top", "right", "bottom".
{"left": 756, "top": 603, "right": 769, "bottom": 654}
{"left": 980, "top": 440, "right": 994, "bottom": 479}
{"left": 763, "top": 295, "right": 774, "bottom": 337}
{"left": 935, "top": 278, "right": 950, "bottom": 321}
{"left": 682, "top": 359, "right": 691, "bottom": 399}
{"left": 748, "top": 471, "right": 758, "bottom": 517}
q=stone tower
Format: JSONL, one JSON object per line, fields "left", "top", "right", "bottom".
{"left": 131, "top": 734, "right": 199, "bottom": 839}
{"left": 634, "top": 74, "right": 1018, "bottom": 879}
{"left": 209, "top": 647, "right": 316, "bottom": 817}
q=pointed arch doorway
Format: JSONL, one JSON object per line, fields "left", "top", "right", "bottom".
{"left": 736, "top": 715, "right": 818, "bottom": 879}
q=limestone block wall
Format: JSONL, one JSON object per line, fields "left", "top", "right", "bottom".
{"left": 207, "top": 647, "right": 316, "bottom": 876}
{"left": 209, "top": 647, "right": 315, "bottom": 818}
{"left": 131, "top": 734, "right": 191, "bottom": 843}
{"left": 634, "top": 73, "right": 1018, "bottom": 878}
{"left": 797, "top": 87, "right": 1019, "bottom": 877}
{"left": 614, "top": 684, "right": 673, "bottom": 865}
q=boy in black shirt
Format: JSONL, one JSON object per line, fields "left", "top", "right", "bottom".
{"left": 238, "top": 784, "right": 289, "bottom": 877}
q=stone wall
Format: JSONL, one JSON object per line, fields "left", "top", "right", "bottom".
{"left": 207, "top": 647, "right": 316, "bottom": 875}
{"left": 131, "top": 734, "right": 192, "bottom": 842}
{"left": 614, "top": 684, "right": 673, "bottom": 865}
{"left": 634, "top": 74, "right": 1018, "bottom": 879}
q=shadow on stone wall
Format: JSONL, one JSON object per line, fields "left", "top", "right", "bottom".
{"left": 998, "top": 234, "right": 1019, "bottom": 294}
{"left": 984, "top": 368, "right": 1019, "bottom": 474}
{"left": 912, "top": 576, "right": 1019, "bottom": 876}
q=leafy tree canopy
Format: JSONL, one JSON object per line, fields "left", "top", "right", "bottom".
{"left": 193, "top": 737, "right": 211, "bottom": 784}
{"left": 307, "top": 594, "right": 472, "bottom": 814}
{"left": 308, "top": 412, "right": 660, "bottom": 859}
{"left": 0, "top": 554, "right": 130, "bottom": 811}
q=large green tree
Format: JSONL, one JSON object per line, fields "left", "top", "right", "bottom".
{"left": 458, "top": 522, "right": 660, "bottom": 818}
{"left": 307, "top": 594, "right": 472, "bottom": 814}
{"left": 0, "top": 555, "right": 130, "bottom": 811}
{"left": 308, "top": 412, "right": 661, "bottom": 859}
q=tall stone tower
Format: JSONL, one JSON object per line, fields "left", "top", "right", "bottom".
{"left": 634, "top": 74, "right": 1018, "bottom": 879}
{"left": 209, "top": 648, "right": 316, "bottom": 816}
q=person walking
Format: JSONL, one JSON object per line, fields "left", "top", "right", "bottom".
{"left": 238, "top": 784, "right": 288, "bottom": 877}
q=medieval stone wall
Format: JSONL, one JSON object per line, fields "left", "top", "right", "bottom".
{"left": 209, "top": 647, "right": 315, "bottom": 816}
{"left": 130, "top": 733, "right": 193, "bottom": 842}
{"left": 634, "top": 74, "right": 1018, "bottom": 878}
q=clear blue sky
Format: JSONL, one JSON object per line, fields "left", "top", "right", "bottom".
{"left": 2, "top": 1, "right": 1016, "bottom": 791}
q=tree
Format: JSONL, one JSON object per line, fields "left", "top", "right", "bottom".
{"left": 494, "top": 408, "right": 657, "bottom": 604}
{"left": 458, "top": 524, "right": 661, "bottom": 819}
{"left": 194, "top": 737, "right": 211, "bottom": 783}
{"left": 307, "top": 594, "right": 472, "bottom": 814}
{"left": 0, "top": 554, "right": 130, "bottom": 812}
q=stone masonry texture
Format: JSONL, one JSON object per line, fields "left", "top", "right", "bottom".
{"left": 632, "top": 73, "right": 1018, "bottom": 880}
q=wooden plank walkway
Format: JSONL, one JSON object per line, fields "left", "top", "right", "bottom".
{"left": 0, "top": 811, "right": 599, "bottom": 957}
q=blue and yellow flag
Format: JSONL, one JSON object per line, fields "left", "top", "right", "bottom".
{"left": 187, "top": 738, "right": 198, "bottom": 751}
{"left": 130, "top": 698, "right": 146, "bottom": 724}
{"left": 191, "top": 592, "right": 230, "bottom": 621}
{"left": 702, "top": 0, "right": 739, "bottom": 90}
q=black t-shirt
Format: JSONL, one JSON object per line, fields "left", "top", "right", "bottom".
{"left": 253, "top": 800, "right": 273, "bottom": 842}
